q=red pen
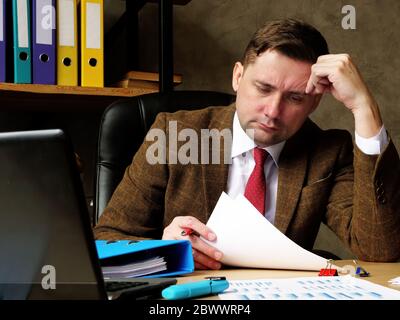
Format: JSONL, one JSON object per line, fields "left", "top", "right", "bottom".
{"left": 181, "top": 227, "right": 200, "bottom": 237}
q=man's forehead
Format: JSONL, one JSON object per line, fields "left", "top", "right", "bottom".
{"left": 254, "top": 71, "right": 310, "bottom": 94}
{"left": 247, "top": 50, "right": 312, "bottom": 90}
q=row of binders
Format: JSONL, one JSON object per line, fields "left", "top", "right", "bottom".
{"left": 0, "top": 0, "right": 104, "bottom": 87}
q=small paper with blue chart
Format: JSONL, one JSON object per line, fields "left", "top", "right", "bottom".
{"left": 96, "top": 240, "right": 195, "bottom": 278}
{"left": 219, "top": 275, "right": 400, "bottom": 300}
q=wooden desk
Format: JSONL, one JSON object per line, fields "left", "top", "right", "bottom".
{"left": 176, "top": 260, "right": 400, "bottom": 300}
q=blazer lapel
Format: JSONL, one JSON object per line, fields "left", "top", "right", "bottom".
{"left": 274, "top": 121, "right": 310, "bottom": 234}
{"left": 202, "top": 104, "right": 236, "bottom": 218}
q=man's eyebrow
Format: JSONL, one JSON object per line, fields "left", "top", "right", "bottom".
{"left": 255, "top": 81, "right": 306, "bottom": 95}
{"left": 287, "top": 90, "right": 306, "bottom": 95}
{"left": 254, "top": 80, "right": 275, "bottom": 89}
{"left": 254, "top": 80, "right": 276, "bottom": 90}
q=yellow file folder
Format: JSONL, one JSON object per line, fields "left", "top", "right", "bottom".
{"left": 57, "top": 0, "right": 78, "bottom": 86}
{"left": 80, "top": 0, "right": 103, "bottom": 87}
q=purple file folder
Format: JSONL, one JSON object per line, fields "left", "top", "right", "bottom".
{"left": 0, "top": 0, "right": 6, "bottom": 82}
{"left": 32, "top": 0, "right": 56, "bottom": 84}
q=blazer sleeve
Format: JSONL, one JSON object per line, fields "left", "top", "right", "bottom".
{"left": 324, "top": 132, "right": 400, "bottom": 262}
{"left": 93, "top": 113, "right": 169, "bottom": 241}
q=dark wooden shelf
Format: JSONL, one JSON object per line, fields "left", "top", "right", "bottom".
{"left": 0, "top": 83, "right": 157, "bottom": 112}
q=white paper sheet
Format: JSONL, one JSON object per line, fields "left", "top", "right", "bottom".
{"left": 203, "top": 192, "right": 329, "bottom": 271}
{"left": 389, "top": 277, "right": 400, "bottom": 285}
{"left": 219, "top": 275, "right": 400, "bottom": 300}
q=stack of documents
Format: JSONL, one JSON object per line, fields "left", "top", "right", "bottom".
{"left": 219, "top": 275, "right": 400, "bottom": 300}
{"left": 101, "top": 256, "right": 167, "bottom": 279}
{"left": 204, "top": 192, "right": 329, "bottom": 271}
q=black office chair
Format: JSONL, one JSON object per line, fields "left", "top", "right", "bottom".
{"left": 94, "top": 90, "right": 235, "bottom": 224}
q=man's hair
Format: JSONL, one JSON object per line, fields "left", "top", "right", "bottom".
{"left": 242, "top": 18, "right": 329, "bottom": 67}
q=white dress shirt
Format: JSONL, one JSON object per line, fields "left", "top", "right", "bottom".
{"left": 226, "top": 112, "right": 389, "bottom": 224}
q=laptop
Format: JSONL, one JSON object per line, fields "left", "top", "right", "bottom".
{"left": 0, "top": 129, "right": 176, "bottom": 300}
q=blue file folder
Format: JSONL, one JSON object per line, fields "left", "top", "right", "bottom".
{"left": 12, "top": 0, "right": 31, "bottom": 83}
{"left": 96, "top": 240, "right": 195, "bottom": 278}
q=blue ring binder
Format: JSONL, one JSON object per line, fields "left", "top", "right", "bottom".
{"left": 96, "top": 240, "right": 195, "bottom": 278}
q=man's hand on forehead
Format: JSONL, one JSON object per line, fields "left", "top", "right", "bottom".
{"left": 306, "top": 53, "right": 382, "bottom": 137}
{"left": 305, "top": 54, "right": 372, "bottom": 111}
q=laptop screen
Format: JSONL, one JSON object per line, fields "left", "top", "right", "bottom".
{"left": 0, "top": 129, "right": 106, "bottom": 299}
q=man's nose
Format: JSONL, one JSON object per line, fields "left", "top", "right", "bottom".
{"left": 263, "top": 93, "right": 282, "bottom": 119}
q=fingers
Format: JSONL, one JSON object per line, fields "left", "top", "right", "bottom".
{"left": 190, "top": 235, "right": 223, "bottom": 270}
{"left": 190, "top": 232, "right": 223, "bottom": 259}
{"left": 316, "top": 53, "right": 351, "bottom": 64}
{"left": 306, "top": 74, "right": 330, "bottom": 95}
{"left": 306, "top": 54, "right": 355, "bottom": 95}
{"left": 189, "top": 231, "right": 223, "bottom": 270}
{"left": 306, "top": 63, "right": 337, "bottom": 95}
{"left": 162, "top": 216, "right": 215, "bottom": 240}
{"left": 194, "top": 261, "right": 209, "bottom": 270}
{"left": 162, "top": 215, "right": 223, "bottom": 270}
{"left": 192, "top": 248, "right": 222, "bottom": 270}
{"left": 316, "top": 78, "right": 331, "bottom": 86}
{"left": 178, "top": 216, "right": 216, "bottom": 241}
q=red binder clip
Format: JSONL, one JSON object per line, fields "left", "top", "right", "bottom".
{"left": 319, "top": 259, "right": 338, "bottom": 276}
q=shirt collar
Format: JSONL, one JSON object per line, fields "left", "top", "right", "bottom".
{"left": 231, "top": 112, "right": 286, "bottom": 167}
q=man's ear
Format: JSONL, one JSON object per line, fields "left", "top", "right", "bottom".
{"left": 232, "top": 62, "right": 244, "bottom": 92}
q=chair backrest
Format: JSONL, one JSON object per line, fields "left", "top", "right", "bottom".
{"left": 95, "top": 90, "right": 235, "bottom": 224}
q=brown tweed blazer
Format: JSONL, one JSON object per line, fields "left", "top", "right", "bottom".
{"left": 94, "top": 104, "right": 400, "bottom": 262}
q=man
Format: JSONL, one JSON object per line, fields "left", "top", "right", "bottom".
{"left": 94, "top": 19, "right": 400, "bottom": 269}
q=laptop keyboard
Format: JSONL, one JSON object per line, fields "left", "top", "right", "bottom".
{"left": 105, "top": 281, "right": 149, "bottom": 292}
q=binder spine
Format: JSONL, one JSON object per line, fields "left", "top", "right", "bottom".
{"left": 32, "top": 0, "right": 56, "bottom": 84}
{"left": 0, "top": 0, "right": 5, "bottom": 82}
{"left": 57, "top": 0, "right": 78, "bottom": 86}
{"left": 80, "top": 0, "right": 103, "bottom": 87}
{"left": 12, "top": 0, "right": 31, "bottom": 83}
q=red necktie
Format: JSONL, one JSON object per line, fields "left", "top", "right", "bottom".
{"left": 244, "top": 147, "right": 268, "bottom": 214}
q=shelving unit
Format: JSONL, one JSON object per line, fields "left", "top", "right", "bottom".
{"left": 0, "top": 0, "right": 192, "bottom": 221}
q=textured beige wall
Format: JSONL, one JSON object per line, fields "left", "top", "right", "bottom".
{"left": 137, "top": 0, "right": 400, "bottom": 146}
{"left": 106, "top": 0, "right": 400, "bottom": 259}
